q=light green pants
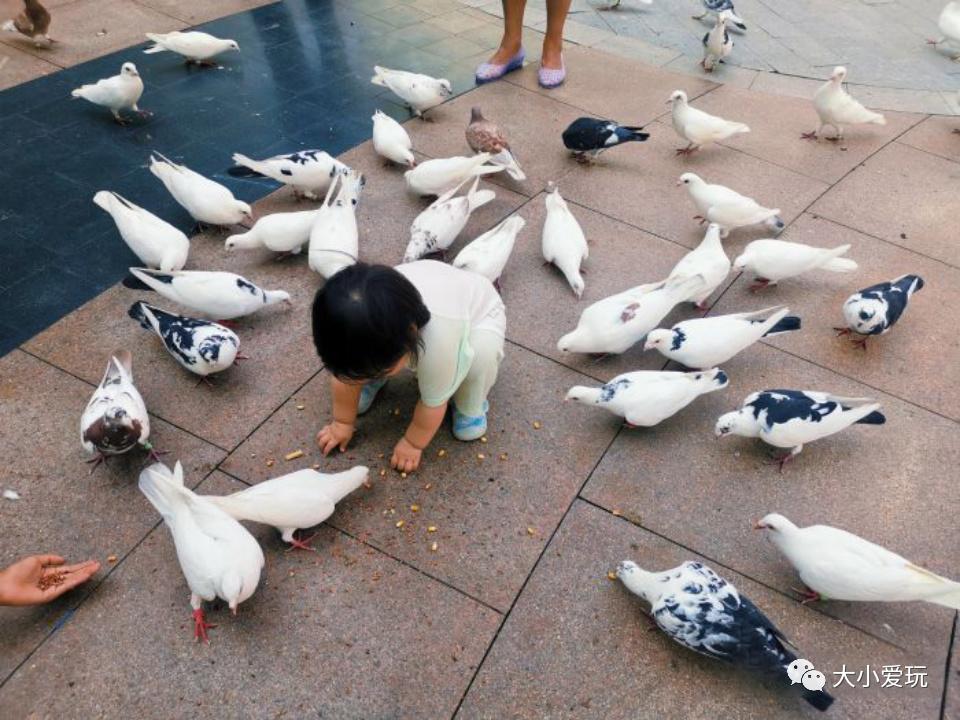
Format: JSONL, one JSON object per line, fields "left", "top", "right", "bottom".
{"left": 452, "top": 328, "right": 505, "bottom": 418}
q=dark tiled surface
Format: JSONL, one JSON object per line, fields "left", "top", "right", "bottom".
{"left": 0, "top": 0, "right": 480, "bottom": 356}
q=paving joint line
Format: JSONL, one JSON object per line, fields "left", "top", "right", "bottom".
{"left": 0, "top": 38, "right": 66, "bottom": 70}
{"left": 939, "top": 612, "right": 958, "bottom": 719}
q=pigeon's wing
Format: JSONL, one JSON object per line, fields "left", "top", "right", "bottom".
{"left": 77, "top": 75, "right": 127, "bottom": 105}
{"left": 211, "top": 479, "right": 336, "bottom": 529}
{"left": 824, "top": 89, "right": 880, "bottom": 125}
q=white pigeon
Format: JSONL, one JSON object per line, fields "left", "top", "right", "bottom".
{"left": 149, "top": 151, "right": 252, "bottom": 228}
{"left": 225, "top": 208, "right": 320, "bottom": 256}
{"left": 404, "top": 153, "right": 504, "bottom": 197}
{"left": 702, "top": 12, "right": 733, "bottom": 71}
{"left": 670, "top": 89, "right": 749, "bottom": 154}
{"left": 542, "top": 183, "right": 589, "bottom": 298}
{"left": 128, "top": 267, "right": 291, "bottom": 320}
{"left": 566, "top": 368, "right": 728, "bottom": 427}
{"left": 139, "top": 461, "right": 264, "bottom": 642}
{"left": 836, "top": 274, "right": 924, "bottom": 349}
{"left": 666, "top": 222, "right": 730, "bottom": 308}
{"left": 70, "top": 62, "right": 145, "bottom": 124}
{"left": 928, "top": 2, "right": 960, "bottom": 59}
{"left": 802, "top": 67, "right": 886, "bottom": 141}
{"left": 733, "top": 239, "right": 857, "bottom": 291}
{"left": 128, "top": 302, "right": 240, "bottom": 381}
{"left": 694, "top": 0, "right": 747, "bottom": 31}
{"left": 80, "top": 349, "right": 153, "bottom": 470}
{"left": 678, "top": 173, "right": 784, "bottom": 238}
{"left": 308, "top": 168, "right": 365, "bottom": 278}
{"left": 371, "top": 65, "right": 452, "bottom": 117}
{"left": 452, "top": 214, "right": 526, "bottom": 288}
{"left": 715, "top": 389, "right": 885, "bottom": 470}
{"left": 645, "top": 305, "right": 800, "bottom": 368}
{"left": 143, "top": 31, "right": 239, "bottom": 63}
{"left": 557, "top": 275, "right": 705, "bottom": 355}
{"left": 93, "top": 191, "right": 189, "bottom": 272}
{"left": 756, "top": 513, "right": 960, "bottom": 608}
{"left": 404, "top": 177, "right": 495, "bottom": 263}
{"left": 203, "top": 466, "right": 369, "bottom": 550}
{"left": 228, "top": 149, "right": 349, "bottom": 200}
{"left": 371, "top": 109, "right": 415, "bottom": 167}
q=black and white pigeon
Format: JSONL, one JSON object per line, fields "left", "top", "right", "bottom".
{"left": 228, "top": 150, "right": 349, "bottom": 200}
{"left": 80, "top": 349, "right": 155, "bottom": 470}
{"left": 701, "top": 12, "right": 733, "bottom": 71}
{"left": 644, "top": 305, "right": 800, "bottom": 369}
{"left": 835, "top": 274, "right": 924, "bottom": 350}
{"left": 694, "top": 0, "right": 746, "bottom": 30}
{"left": 125, "top": 267, "right": 291, "bottom": 320}
{"left": 616, "top": 560, "right": 833, "bottom": 712}
{"left": 128, "top": 302, "right": 240, "bottom": 382}
{"left": 561, "top": 117, "right": 650, "bottom": 163}
{"left": 715, "top": 389, "right": 885, "bottom": 471}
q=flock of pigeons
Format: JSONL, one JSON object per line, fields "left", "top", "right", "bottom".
{"left": 6, "top": 0, "right": 950, "bottom": 711}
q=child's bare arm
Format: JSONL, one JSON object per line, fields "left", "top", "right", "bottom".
{"left": 392, "top": 400, "right": 447, "bottom": 472}
{"left": 317, "top": 377, "right": 362, "bottom": 455}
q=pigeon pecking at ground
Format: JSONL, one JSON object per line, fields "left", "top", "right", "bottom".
{"left": 715, "top": 389, "right": 885, "bottom": 471}
{"left": 541, "top": 183, "right": 589, "bottom": 298}
{"left": 371, "top": 65, "right": 452, "bottom": 119}
{"left": 566, "top": 368, "right": 728, "bottom": 427}
{"left": 835, "top": 274, "right": 924, "bottom": 350}
{"left": 755, "top": 513, "right": 960, "bottom": 608}
{"left": 2, "top": 0, "right": 53, "bottom": 47}
{"left": 308, "top": 168, "right": 365, "bottom": 278}
{"left": 617, "top": 560, "right": 833, "bottom": 712}
{"left": 203, "top": 466, "right": 370, "bottom": 551}
{"left": 139, "top": 461, "right": 264, "bottom": 643}
{"left": 702, "top": 12, "right": 733, "bottom": 72}
{"left": 670, "top": 90, "right": 749, "bottom": 155}
{"left": 225, "top": 207, "right": 322, "bottom": 258}
{"left": 733, "top": 240, "right": 857, "bottom": 291}
{"left": 561, "top": 117, "right": 650, "bottom": 164}
{"left": 466, "top": 107, "right": 526, "bottom": 181}
{"left": 645, "top": 306, "right": 800, "bottom": 369}
{"left": 143, "top": 31, "right": 239, "bottom": 65}
{"left": 404, "top": 153, "right": 503, "bottom": 197}
{"left": 802, "top": 67, "right": 886, "bottom": 142}
{"left": 229, "top": 149, "right": 349, "bottom": 200}
{"left": 453, "top": 214, "right": 525, "bottom": 290}
{"left": 94, "top": 191, "right": 189, "bottom": 272}
{"left": 678, "top": 173, "right": 783, "bottom": 238}
{"left": 150, "top": 151, "right": 251, "bottom": 230}
{"left": 70, "top": 62, "right": 147, "bottom": 124}
{"left": 372, "top": 110, "right": 416, "bottom": 168}
{"left": 404, "top": 177, "right": 495, "bottom": 263}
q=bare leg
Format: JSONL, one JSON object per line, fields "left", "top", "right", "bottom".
{"left": 486, "top": 0, "right": 527, "bottom": 65}
{"left": 542, "top": 0, "right": 572, "bottom": 70}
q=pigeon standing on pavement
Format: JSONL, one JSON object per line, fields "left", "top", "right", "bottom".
{"left": 835, "top": 274, "right": 924, "bottom": 349}
{"left": 94, "top": 191, "right": 189, "bottom": 272}
{"left": 404, "top": 153, "right": 503, "bottom": 197}
{"left": 702, "top": 12, "right": 733, "bottom": 71}
{"left": 2, "top": 0, "right": 53, "bottom": 47}
{"left": 465, "top": 106, "right": 526, "bottom": 181}
{"left": 225, "top": 208, "right": 321, "bottom": 257}
{"left": 453, "top": 214, "right": 526, "bottom": 289}
{"left": 308, "top": 169, "right": 365, "bottom": 278}
{"left": 802, "top": 67, "right": 886, "bottom": 141}
{"left": 679, "top": 173, "right": 783, "bottom": 238}
{"left": 733, "top": 240, "right": 857, "bottom": 291}
{"left": 143, "top": 31, "right": 239, "bottom": 64}
{"left": 139, "top": 461, "right": 264, "bottom": 643}
{"left": 80, "top": 350, "right": 155, "bottom": 470}
{"left": 928, "top": 2, "right": 960, "bottom": 59}
{"left": 557, "top": 275, "right": 705, "bottom": 355}
{"left": 755, "top": 513, "right": 960, "bottom": 608}
{"left": 203, "top": 466, "right": 369, "bottom": 551}
{"left": 404, "top": 177, "right": 495, "bottom": 263}
{"left": 566, "top": 368, "right": 728, "bottom": 427}
{"left": 128, "top": 302, "right": 241, "bottom": 381}
{"left": 715, "top": 389, "right": 885, "bottom": 470}
{"left": 371, "top": 65, "right": 452, "bottom": 118}
{"left": 644, "top": 306, "right": 800, "bottom": 369}
{"left": 229, "top": 149, "right": 349, "bottom": 200}
{"left": 372, "top": 110, "right": 416, "bottom": 167}
{"left": 670, "top": 90, "right": 749, "bottom": 155}
{"left": 70, "top": 62, "right": 147, "bottom": 124}
{"left": 561, "top": 117, "right": 650, "bottom": 163}
{"left": 542, "top": 183, "right": 589, "bottom": 298}
{"left": 693, "top": 0, "right": 747, "bottom": 30}
{"left": 666, "top": 222, "right": 730, "bottom": 309}
{"left": 617, "top": 560, "right": 833, "bottom": 712}
{"left": 150, "top": 152, "right": 252, "bottom": 229}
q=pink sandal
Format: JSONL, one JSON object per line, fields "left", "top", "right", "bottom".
{"left": 538, "top": 55, "right": 566, "bottom": 89}
{"left": 475, "top": 48, "right": 526, "bottom": 84}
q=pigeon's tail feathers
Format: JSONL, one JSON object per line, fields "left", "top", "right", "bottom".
{"left": 927, "top": 589, "right": 960, "bottom": 610}
{"left": 466, "top": 177, "right": 496, "bottom": 212}
{"left": 473, "top": 165, "right": 506, "bottom": 179}
{"left": 821, "top": 245, "right": 857, "bottom": 273}
{"left": 324, "top": 466, "right": 370, "bottom": 505}
{"left": 138, "top": 462, "right": 190, "bottom": 522}
{"left": 615, "top": 126, "right": 651, "bottom": 144}
{"left": 143, "top": 34, "right": 168, "bottom": 53}
{"left": 866, "top": 111, "right": 886, "bottom": 126}
{"left": 895, "top": 274, "right": 924, "bottom": 295}
{"left": 127, "top": 301, "right": 160, "bottom": 332}
{"left": 70, "top": 88, "right": 84, "bottom": 99}
{"left": 727, "top": 121, "right": 750, "bottom": 135}
{"left": 228, "top": 153, "right": 265, "bottom": 178}
{"left": 727, "top": 12, "right": 747, "bottom": 30}
{"left": 764, "top": 315, "right": 801, "bottom": 336}
{"left": 122, "top": 273, "right": 154, "bottom": 291}
{"left": 801, "top": 686, "right": 834, "bottom": 712}
{"left": 143, "top": 45, "right": 165, "bottom": 54}
{"left": 855, "top": 409, "right": 886, "bottom": 425}
{"left": 111, "top": 349, "right": 134, "bottom": 377}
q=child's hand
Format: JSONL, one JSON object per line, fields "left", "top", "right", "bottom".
{"left": 391, "top": 436, "right": 422, "bottom": 474}
{"left": 317, "top": 421, "right": 355, "bottom": 455}
{"left": 0, "top": 555, "right": 100, "bottom": 607}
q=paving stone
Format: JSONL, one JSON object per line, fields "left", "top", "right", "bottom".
{"left": 712, "top": 212, "right": 960, "bottom": 420}
{"left": 0, "top": 471, "right": 501, "bottom": 717}
{"left": 0, "top": 350, "right": 225, "bottom": 681}
{"left": 581, "top": 341, "right": 960, "bottom": 654}
{"left": 219, "top": 349, "right": 621, "bottom": 612}
{"left": 134, "top": 0, "right": 274, "bottom": 25}
{"left": 457, "top": 501, "right": 944, "bottom": 720}
{"left": 0, "top": 43, "right": 62, "bottom": 89}
{"left": 810, "top": 141, "right": 960, "bottom": 267}
{"left": 426, "top": 8, "right": 492, "bottom": 34}
{"left": 897, "top": 114, "right": 960, "bottom": 163}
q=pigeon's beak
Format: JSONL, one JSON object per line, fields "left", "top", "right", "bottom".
{"left": 674, "top": 180, "right": 682, "bottom": 187}
{"left": 283, "top": 298, "right": 294, "bottom": 308}
{"left": 752, "top": 521, "right": 766, "bottom": 530}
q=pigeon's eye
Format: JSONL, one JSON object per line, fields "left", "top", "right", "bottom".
{"left": 859, "top": 310, "right": 871, "bottom": 320}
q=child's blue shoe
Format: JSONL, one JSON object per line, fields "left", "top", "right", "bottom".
{"left": 453, "top": 401, "right": 489, "bottom": 441}
{"left": 358, "top": 378, "right": 387, "bottom": 415}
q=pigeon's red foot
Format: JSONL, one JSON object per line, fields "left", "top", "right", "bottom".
{"left": 749, "top": 278, "right": 770, "bottom": 293}
{"left": 145, "top": 446, "right": 168, "bottom": 464}
{"left": 851, "top": 336, "right": 868, "bottom": 351}
{"left": 766, "top": 452, "right": 795, "bottom": 473}
{"left": 194, "top": 375, "right": 216, "bottom": 388}
{"left": 193, "top": 608, "right": 216, "bottom": 642}
{"left": 695, "top": 300, "right": 710, "bottom": 311}
{"left": 85, "top": 452, "right": 108, "bottom": 473}
{"left": 833, "top": 326, "right": 851, "bottom": 337}
{"left": 233, "top": 352, "right": 250, "bottom": 364}
{"left": 675, "top": 146, "right": 697, "bottom": 156}
{"left": 791, "top": 586, "right": 822, "bottom": 605}
{"left": 800, "top": 131, "right": 817, "bottom": 140}
{"left": 285, "top": 531, "right": 318, "bottom": 552}
{"left": 926, "top": 37, "right": 940, "bottom": 45}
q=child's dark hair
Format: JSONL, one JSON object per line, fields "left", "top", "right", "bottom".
{"left": 312, "top": 263, "right": 430, "bottom": 382}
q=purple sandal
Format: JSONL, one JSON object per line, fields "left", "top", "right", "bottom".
{"left": 475, "top": 48, "right": 526, "bottom": 84}
{"left": 538, "top": 55, "right": 566, "bottom": 89}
